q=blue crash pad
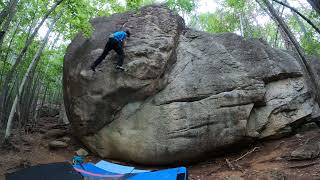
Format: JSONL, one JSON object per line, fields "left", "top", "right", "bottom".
{"left": 127, "top": 167, "right": 187, "bottom": 180}
{"left": 73, "top": 161, "right": 187, "bottom": 180}
{"left": 73, "top": 163, "right": 124, "bottom": 179}
{"left": 95, "top": 160, "right": 150, "bottom": 174}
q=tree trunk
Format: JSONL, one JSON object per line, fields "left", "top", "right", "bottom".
{"left": 274, "top": 3, "right": 285, "bottom": 48}
{"left": 279, "top": 23, "right": 293, "bottom": 50}
{"left": 22, "top": 73, "right": 40, "bottom": 124}
{"left": 0, "top": 18, "right": 34, "bottom": 124}
{"left": 260, "top": 0, "right": 320, "bottom": 103}
{"left": 4, "top": 14, "right": 60, "bottom": 140}
{"left": 0, "top": 0, "right": 64, "bottom": 126}
{"left": 292, "top": 12, "right": 312, "bottom": 42}
{"left": 271, "top": 0, "right": 320, "bottom": 35}
{"left": 31, "top": 79, "right": 42, "bottom": 122}
{"left": 307, "top": 0, "right": 320, "bottom": 15}
{"left": 30, "top": 82, "right": 41, "bottom": 126}
{"left": 41, "top": 84, "right": 48, "bottom": 108}
{"left": 0, "top": 19, "right": 20, "bottom": 84}
{"left": 50, "top": 33, "right": 61, "bottom": 49}
{"left": 20, "top": 74, "right": 34, "bottom": 124}
{"left": 0, "top": 10, "right": 7, "bottom": 26}
{"left": 0, "top": 73, "right": 18, "bottom": 128}
{"left": 244, "top": 13, "right": 253, "bottom": 38}
{"left": 0, "top": 0, "right": 18, "bottom": 47}
{"left": 0, "top": 0, "right": 19, "bottom": 28}
{"left": 21, "top": 45, "right": 45, "bottom": 124}
{"left": 239, "top": 12, "right": 244, "bottom": 37}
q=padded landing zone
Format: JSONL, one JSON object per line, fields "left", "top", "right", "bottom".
{"left": 6, "top": 162, "right": 83, "bottom": 180}
{"left": 74, "top": 161, "right": 187, "bottom": 180}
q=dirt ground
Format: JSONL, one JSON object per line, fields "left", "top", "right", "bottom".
{"left": 1, "top": 117, "right": 320, "bottom": 180}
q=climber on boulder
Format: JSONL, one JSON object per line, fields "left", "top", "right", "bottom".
{"left": 91, "top": 30, "right": 131, "bottom": 71}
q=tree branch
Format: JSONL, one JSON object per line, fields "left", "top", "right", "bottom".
{"left": 271, "top": 0, "right": 320, "bottom": 35}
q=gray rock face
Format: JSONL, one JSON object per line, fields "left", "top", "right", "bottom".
{"left": 63, "top": 5, "right": 320, "bottom": 164}
{"left": 64, "top": 5, "right": 184, "bottom": 136}
{"left": 309, "top": 56, "right": 320, "bottom": 104}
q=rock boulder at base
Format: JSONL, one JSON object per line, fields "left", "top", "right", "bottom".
{"left": 49, "top": 140, "right": 68, "bottom": 149}
{"left": 289, "top": 136, "right": 320, "bottom": 160}
{"left": 43, "top": 129, "right": 68, "bottom": 139}
{"left": 76, "top": 148, "right": 89, "bottom": 156}
{"left": 63, "top": 5, "right": 320, "bottom": 165}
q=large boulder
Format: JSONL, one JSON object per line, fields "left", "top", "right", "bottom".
{"left": 63, "top": 5, "right": 320, "bottom": 165}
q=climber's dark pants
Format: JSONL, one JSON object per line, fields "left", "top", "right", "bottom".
{"left": 92, "top": 38, "right": 124, "bottom": 67}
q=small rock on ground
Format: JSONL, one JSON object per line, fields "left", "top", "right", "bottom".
{"left": 228, "top": 175, "right": 244, "bottom": 180}
{"left": 76, "top": 148, "right": 89, "bottom": 156}
{"left": 59, "top": 137, "right": 71, "bottom": 143}
{"left": 43, "top": 129, "right": 67, "bottom": 139}
{"left": 290, "top": 137, "right": 320, "bottom": 160}
{"left": 48, "top": 140, "right": 68, "bottom": 149}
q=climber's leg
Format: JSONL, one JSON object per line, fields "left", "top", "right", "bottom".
{"left": 91, "top": 39, "right": 114, "bottom": 71}
{"left": 113, "top": 43, "right": 125, "bottom": 69}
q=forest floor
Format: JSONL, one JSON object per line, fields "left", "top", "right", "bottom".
{"left": 0, "top": 117, "right": 320, "bottom": 180}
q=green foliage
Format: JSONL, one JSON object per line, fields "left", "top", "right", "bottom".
{"left": 108, "top": 0, "right": 126, "bottom": 13}
{"left": 56, "top": 0, "right": 95, "bottom": 38}
{"left": 126, "top": 0, "right": 158, "bottom": 11}
{"left": 301, "top": 32, "right": 320, "bottom": 55}
{"left": 166, "top": 0, "right": 196, "bottom": 13}
{"left": 126, "top": 0, "right": 143, "bottom": 10}
{"left": 198, "top": 11, "right": 239, "bottom": 33}
{"left": 226, "top": 0, "right": 245, "bottom": 9}
{"left": 0, "top": 1, "right": 5, "bottom": 9}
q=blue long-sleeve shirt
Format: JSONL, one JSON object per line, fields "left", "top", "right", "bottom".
{"left": 112, "top": 31, "right": 127, "bottom": 42}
